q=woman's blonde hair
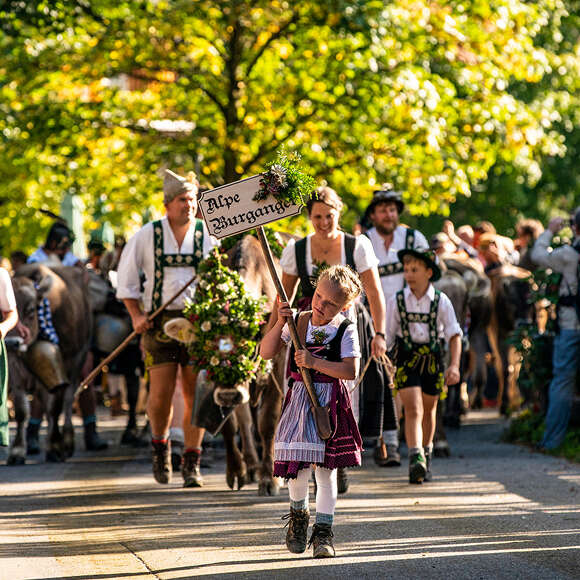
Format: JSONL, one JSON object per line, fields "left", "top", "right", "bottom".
{"left": 306, "top": 186, "right": 344, "bottom": 214}
{"left": 317, "top": 264, "right": 362, "bottom": 304}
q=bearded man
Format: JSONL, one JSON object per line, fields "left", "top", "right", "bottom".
{"left": 117, "top": 169, "right": 218, "bottom": 487}
{"left": 363, "top": 187, "right": 429, "bottom": 466}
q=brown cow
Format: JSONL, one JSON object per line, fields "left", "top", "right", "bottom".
{"left": 219, "top": 234, "right": 285, "bottom": 495}
{"left": 173, "top": 235, "right": 286, "bottom": 494}
{"left": 8, "top": 264, "right": 93, "bottom": 462}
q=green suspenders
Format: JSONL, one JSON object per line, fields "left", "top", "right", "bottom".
{"left": 396, "top": 289, "right": 441, "bottom": 352}
{"left": 151, "top": 219, "right": 204, "bottom": 312}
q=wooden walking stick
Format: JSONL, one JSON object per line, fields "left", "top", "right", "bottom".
{"left": 75, "top": 272, "right": 199, "bottom": 398}
{"left": 256, "top": 226, "right": 332, "bottom": 440}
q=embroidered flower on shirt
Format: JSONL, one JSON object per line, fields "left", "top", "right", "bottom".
{"left": 311, "top": 328, "right": 328, "bottom": 345}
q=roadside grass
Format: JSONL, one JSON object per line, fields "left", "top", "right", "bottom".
{"left": 503, "top": 409, "right": 580, "bottom": 463}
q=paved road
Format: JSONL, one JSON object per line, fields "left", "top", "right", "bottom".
{"left": 0, "top": 410, "right": 578, "bottom": 579}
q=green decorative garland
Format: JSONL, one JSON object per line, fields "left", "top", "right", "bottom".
{"left": 183, "top": 249, "right": 267, "bottom": 386}
{"left": 253, "top": 149, "right": 316, "bottom": 206}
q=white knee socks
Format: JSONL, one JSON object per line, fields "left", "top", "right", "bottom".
{"left": 287, "top": 468, "right": 310, "bottom": 510}
{"left": 315, "top": 467, "right": 337, "bottom": 525}
{"left": 286, "top": 467, "right": 337, "bottom": 525}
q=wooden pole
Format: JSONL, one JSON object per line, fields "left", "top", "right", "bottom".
{"left": 75, "top": 271, "right": 199, "bottom": 398}
{"left": 255, "top": 226, "right": 321, "bottom": 411}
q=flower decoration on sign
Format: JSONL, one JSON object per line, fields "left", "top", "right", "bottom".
{"left": 253, "top": 149, "right": 316, "bottom": 206}
{"left": 183, "top": 249, "right": 267, "bottom": 386}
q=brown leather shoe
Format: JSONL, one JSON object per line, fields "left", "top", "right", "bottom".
{"left": 182, "top": 450, "right": 204, "bottom": 488}
{"left": 151, "top": 440, "right": 171, "bottom": 484}
{"left": 385, "top": 444, "right": 401, "bottom": 467}
{"left": 309, "top": 523, "right": 335, "bottom": 558}
{"left": 373, "top": 440, "right": 389, "bottom": 466}
{"left": 283, "top": 508, "right": 310, "bottom": 554}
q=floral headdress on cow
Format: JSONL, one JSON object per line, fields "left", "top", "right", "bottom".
{"left": 182, "top": 250, "right": 267, "bottom": 386}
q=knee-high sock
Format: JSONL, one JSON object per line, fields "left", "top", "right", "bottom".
{"left": 287, "top": 467, "right": 310, "bottom": 510}
{"left": 315, "top": 467, "right": 337, "bottom": 522}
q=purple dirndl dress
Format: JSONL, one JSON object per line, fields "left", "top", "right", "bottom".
{"left": 273, "top": 318, "right": 363, "bottom": 479}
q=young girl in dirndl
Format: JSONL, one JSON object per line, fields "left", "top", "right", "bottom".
{"left": 260, "top": 265, "right": 363, "bottom": 559}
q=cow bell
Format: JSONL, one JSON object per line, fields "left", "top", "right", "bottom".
{"left": 23, "top": 340, "right": 68, "bottom": 393}
{"left": 191, "top": 370, "right": 234, "bottom": 436}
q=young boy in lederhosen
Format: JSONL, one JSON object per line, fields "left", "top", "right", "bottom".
{"left": 385, "top": 249, "right": 462, "bottom": 484}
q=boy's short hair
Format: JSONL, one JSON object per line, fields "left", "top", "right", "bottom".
{"left": 317, "top": 264, "right": 362, "bottom": 304}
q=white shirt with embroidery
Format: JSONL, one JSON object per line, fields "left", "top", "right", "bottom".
{"left": 116, "top": 217, "right": 219, "bottom": 312}
{"left": 385, "top": 285, "right": 462, "bottom": 351}
{"left": 365, "top": 225, "right": 428, "bottom": 303}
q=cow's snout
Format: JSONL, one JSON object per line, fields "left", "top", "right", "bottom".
{"left": 213, "top": 385, "right": 249, "bottom": 407}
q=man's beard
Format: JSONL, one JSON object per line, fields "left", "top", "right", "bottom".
{"left": 375, "top": 221, "right": 397, "bottom": 236}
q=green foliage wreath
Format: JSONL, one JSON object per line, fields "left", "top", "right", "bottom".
{"left": 253, "top": 149, "right": 316, "bottom": 206}
{"left": 183, "top": 250, "right": 267, "bottom": 386}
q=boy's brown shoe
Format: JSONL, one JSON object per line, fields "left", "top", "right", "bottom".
{"left": 151, "top": 441, "right": 171, "bottom": 484}
{"left": 309, "top": 523, "right": 335, "bottom": 558}
{"left": 409, "top": 452, "right": 427, "bottom": 484}
{"left": 283, "top": 508, "right": 310, "bottom": 553}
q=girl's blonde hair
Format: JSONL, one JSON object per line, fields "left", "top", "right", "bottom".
{"left": 317, "top": 264, "right": 362, "bottom": 304}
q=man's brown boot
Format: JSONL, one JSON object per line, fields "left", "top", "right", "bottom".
{"left": 151, "top": 440, "right": 171, "bottom": 484}
{"left": 182, "top": 450, "right": 204, "bottom": 488}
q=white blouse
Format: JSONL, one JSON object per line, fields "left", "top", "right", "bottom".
{"left": 281, "top": 313, "right": 361, "bottom": 359}
{"left": 280, "top": 232, "right": 378, "bottom": 277}
{"left": 116, "top": 217, "right": 219, "bottom": 312}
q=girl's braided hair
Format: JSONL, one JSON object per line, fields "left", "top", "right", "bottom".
{"left": 317, "top": 264, "right": 363, "bottom": 304}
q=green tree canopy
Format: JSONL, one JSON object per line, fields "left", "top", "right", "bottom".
{"left": 1, "top": 0, "right": 578, "bottom": 254}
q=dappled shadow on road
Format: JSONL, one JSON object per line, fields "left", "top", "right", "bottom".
{"left": 1, "top": 411, "right": 579, "bottom": 579}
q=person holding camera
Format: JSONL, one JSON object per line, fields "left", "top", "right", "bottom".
{"left": 531, "top": 210, "right": 580, "bottom": 450}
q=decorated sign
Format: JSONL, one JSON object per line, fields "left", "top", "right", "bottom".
{"left": 198, "top": 174, "right": 302, "bottom": 239}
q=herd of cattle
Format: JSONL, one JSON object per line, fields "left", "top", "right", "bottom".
{"left": 3, "top": 236, "right": 534, "bottom": 494}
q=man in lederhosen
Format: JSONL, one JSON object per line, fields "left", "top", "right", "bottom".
{"left": 363, "top": 187, "right": 429, "bottom": 466}
{"left": 117, "top": 169, "right": 218, "bottom": 487}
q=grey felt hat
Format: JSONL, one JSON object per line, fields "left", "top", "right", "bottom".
{"left": 163, "top": 169, "right": 196, "bottom": 204}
